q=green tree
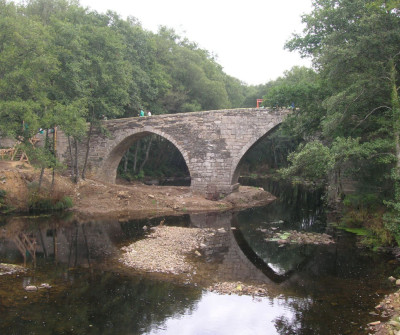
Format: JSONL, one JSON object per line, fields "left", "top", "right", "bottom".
{"left": 263, "top": 66, "right": 329, "bottom": 138}
{"left": 0, "top": 0, "right": 58, "bottom": 140}
{"left": 281, "top": 0, "right": 400, "bottom": 242}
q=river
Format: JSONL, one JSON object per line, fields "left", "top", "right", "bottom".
{"left": 0, "top": 179, "right": 397, "bottom": 335}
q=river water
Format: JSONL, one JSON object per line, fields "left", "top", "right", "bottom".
{"left": 0, "top": 179, "right": 397, "bottom": 335}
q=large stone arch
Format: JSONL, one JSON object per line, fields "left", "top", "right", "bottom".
{"left": 96, "top": 128, "right": 192, "bottom": 184}
{"left": 56, "top": 108, "right": 290, "bottom": 197}
{"left": 229, "top": 124, "right": 281, "bottom": 185}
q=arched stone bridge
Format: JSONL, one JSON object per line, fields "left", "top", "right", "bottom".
{"left": 57, "top": 108, "right": 289, "bottom": 199}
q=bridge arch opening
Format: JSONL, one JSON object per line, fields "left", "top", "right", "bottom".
{"left": 230, "top": 125, "right": 285, "bottom": 186}
{"left": 101, "top": 130, "right": 191, "bottom": 186}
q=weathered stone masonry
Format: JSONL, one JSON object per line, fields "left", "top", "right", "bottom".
{"left": 56, "top": 108, "right": 289, "bottom": 198}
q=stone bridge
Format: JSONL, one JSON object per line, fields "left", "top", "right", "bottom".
{"left": 57, "top": 108, "right": 289, "bottom": 198}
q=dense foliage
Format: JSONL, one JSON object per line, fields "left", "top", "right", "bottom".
{"left": 263, "top": 0, "right": 400, "bottom": 245}
{"left": 0, "top": 0, "right": 254, "bottom": 183}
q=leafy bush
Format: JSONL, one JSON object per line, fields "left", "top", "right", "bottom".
{"left": 135, "top": 170, "right": 145, "bottom": 180}
{"left": 28, "top": 189, "right": 73, "bottom": 212}
{"left": 0, "top": 189, "right": 6, "bottom": 210}
{"left": 342, "top": 193, "right": 380, "bottom": 210}
{"left": 383, "top": 211, "right": 400, "bottom": 246}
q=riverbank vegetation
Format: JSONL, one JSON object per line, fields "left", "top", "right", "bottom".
{"left": 258, "top": 0, "right": 400, "bottom": 247}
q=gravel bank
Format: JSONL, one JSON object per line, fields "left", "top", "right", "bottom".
{"left": 120, "top": 225, "right": 213, "bottom": 275}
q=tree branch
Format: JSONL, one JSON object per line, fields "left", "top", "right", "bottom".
{"left": 351, "top": 105, "right": 391, "bottom": 132}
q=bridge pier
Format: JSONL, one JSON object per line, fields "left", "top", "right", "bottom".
{"left": 56, "top": 108, "right": 289, "bottom": 199}
{"left": 192, "top": 181, "right": 240, "bottom": 200}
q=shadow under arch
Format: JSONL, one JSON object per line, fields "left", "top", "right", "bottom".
{"left": 99, "top": 129, "right": 192, "bottom": 185}
{"left": 231, "top": 219, "right": 310, "bottom": 284}
{"left": 230, "top": 124, "right": 282, "bottom": 186}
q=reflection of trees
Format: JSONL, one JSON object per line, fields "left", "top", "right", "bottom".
{"left": 0, "top": 216, "right": 115, "bottom": 267}
{"left": 0, "top": 270, "right": 202, "bottom": 335}
{"left": 268, "top": 237, "right": 393, "bottom": 335}
{"left": 239, "top": 178, "right": 326, "bottom": 232}
{"left": 273, "top": 290, "right": 373, "bottom": 335}
{"left": 12, "top": 232, "right": 36, "bottom": 267}
{"left": 274, "top": 298, "right": 314, "bottom": 335}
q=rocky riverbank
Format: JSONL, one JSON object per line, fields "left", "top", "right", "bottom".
{"left": 369, "top": 278, "right": 400, "bottom": 335}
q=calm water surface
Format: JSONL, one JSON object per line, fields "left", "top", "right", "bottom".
{"left": 0, "top": 180, "right": 397, "bottom": 335}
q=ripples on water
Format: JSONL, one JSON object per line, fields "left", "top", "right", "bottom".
{"left": 0, "top": 179, "right": 397, "bottom": 335}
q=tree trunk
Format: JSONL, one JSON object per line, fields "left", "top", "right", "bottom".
{"left": 67, "top": 135, "right": 75, "bottom": 180}
{"left": 81, "top": 121, "right": 93, "bottom": 180}
{"left": 390, "top": 58, "right": 400, "bottom": 201}
{"left": 38, "top": 129, "right": 50, "bottom": 191}
{"left": 38, "top": 167, "right": 45, "bottom": 191}
{"left": 51, "top": 127, "right": 56, "bottom": 190}
{"left": 139, "top": 136, "right": 153, "bottom": 172}
{"left": 52, "top": 223, "right": 58, "bottom": 265}
{"left": 272, "top": 141, "right": 278, "bottom": 168}
{"left": 74, "top": 138, "right": 80, "bottom": 183}
{"left": 123, "top": 148, "right": 129, "bottom": 173}
{"left": 81, "top": 224, "right": 91, "bottom": 268}
{"left": 133, "top": 140, "right": 140, "bottom": 173}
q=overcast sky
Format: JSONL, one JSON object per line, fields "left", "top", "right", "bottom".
{"left": 79, "top": 0, "right": 313, "bottom": 85}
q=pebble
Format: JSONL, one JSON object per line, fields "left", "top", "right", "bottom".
{"left": 39, "top": 283, "right": 52, "bottom": 289}
{"left": 25, "top": 285, "right": 38, "bottom": 292}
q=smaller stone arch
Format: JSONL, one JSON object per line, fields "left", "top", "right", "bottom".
{"left": 229, "top": 124, "right": 281, "bottom": 186}
{"left": 96, "top": 128, "right": 192, "bottom": 185}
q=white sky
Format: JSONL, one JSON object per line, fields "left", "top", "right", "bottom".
{"left": 79, "top": 0, "right": 313, "bottom": 85}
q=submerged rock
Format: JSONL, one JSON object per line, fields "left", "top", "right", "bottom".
{"left": 39, "top": 283, "right": 52, "bottom": 289}
{"left": 207, "top": 281, "right": 269, "bottom": 297}
{"left": 25, "top": 285, "right": 38, "bottom": 292}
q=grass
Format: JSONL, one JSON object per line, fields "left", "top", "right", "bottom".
{"left": 338, "top": 227, "right": 369, "bottom": 236}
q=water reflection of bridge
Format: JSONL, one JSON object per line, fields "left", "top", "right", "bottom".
{"left": 0, "top": 213, "right": 290, "bottom": 284}
{"left": 190, "top": 212, "right": 274, "bottom": 284}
